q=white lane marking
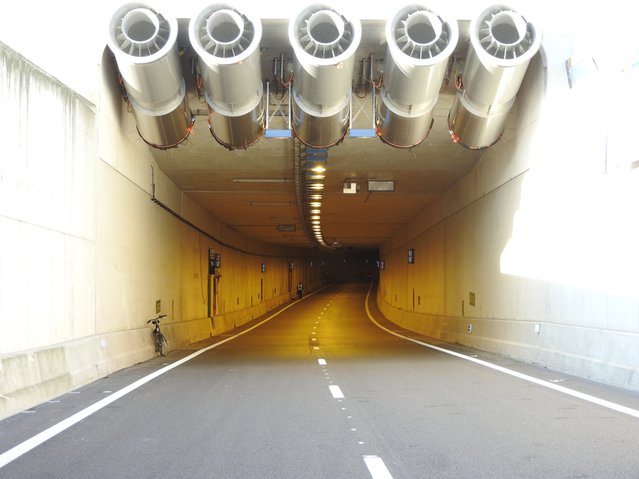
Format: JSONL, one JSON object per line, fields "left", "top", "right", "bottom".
{"left": 318, "top": 358, "right": 327, "bottom": 366}
{"left": 364, "top": 285, "right": 639, "bottom": 420}
{"left": 363, "top": 455, "right": 393, "bottom": 479}
{"left": 0, "top": 290, "right": 325, "bottom": 470}
{"left": 329, "top": 385, "right": 345, "bottom": 399}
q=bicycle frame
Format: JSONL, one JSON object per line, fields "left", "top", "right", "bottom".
{"left": 147, "top": 314, "right": 167, "bottom": 356}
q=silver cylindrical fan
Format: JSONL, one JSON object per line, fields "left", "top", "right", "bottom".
{"left": 378, "top": 4, "right": 458, "bottom": 148}
{"left": 288, "top": 4, "right": 362, "bottom": 148}
{"left": 107, "top": 3, "right": 194, "bottom": 149}
{"left": 448, "top": 4, "right": 542, "bottom": 149}
{"left": 189, "top": 3, "right": 264, "bottom": 149}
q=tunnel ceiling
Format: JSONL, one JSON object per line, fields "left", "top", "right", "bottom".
{"left": 146, "top": 17, "right": 486, "bottom": 250}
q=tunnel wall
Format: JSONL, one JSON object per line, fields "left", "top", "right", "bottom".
{"left": 0, "top": 42, "right": 320, "bottom": 419}
{"left": 378, "top": 40, "right": 639, "bottom": 391}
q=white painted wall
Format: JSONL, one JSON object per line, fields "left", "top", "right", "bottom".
{"left": 379, "top": 30, "right": 639, "bottom": 390}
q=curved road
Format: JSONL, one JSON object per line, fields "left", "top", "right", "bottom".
{"left": 2, "top": 283, "right": 639, "bottom": 478}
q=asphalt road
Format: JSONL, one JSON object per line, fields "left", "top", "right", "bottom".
{"left": 2, "top": 283, "right": 639, "bottom": 478}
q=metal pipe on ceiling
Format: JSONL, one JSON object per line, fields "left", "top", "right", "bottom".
{"left": 288, "top": 4, "right": 362, "bottom": 148}
{"left": 107, "top": 2, "right": 194, "bottom": 149}
{"left": 189, "top": 3, "right": 264, "bottom": 150}
{"left": 377, "top": 4, "right": 459, "bottom": 148}
{"left": 448, "top": 4, "right": 542, "bottom": 149}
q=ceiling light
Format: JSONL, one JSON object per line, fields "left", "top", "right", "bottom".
{"left": 310, "top": 166, "right": 326, "bottom": 173}
{"left": 250, "top": 201, "right": 292, "bottom": 206}
{"left": 232, "top": 178, "right": 292, "bottom": 183}
{"left": 310, "top": 209, "right": 321, "bottom": 214}
{"left": 368, "top": 180, "right": 395, "bottom": 192}
{"left": 343, "top": 182, "right": 357, "bottom": 194}
{"left": 309, "top": 202, "right": 321, "bottom": 207}
{"left": 309, "top": 183, "right": 324, "bottom": 190}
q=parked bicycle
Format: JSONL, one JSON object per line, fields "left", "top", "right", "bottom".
{"left": 147, "top": 314, "right": 168, "bottom": 356}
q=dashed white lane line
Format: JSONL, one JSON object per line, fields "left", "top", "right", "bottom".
{"left": 363, "top": 455, "right": 393, "bottom": 479}
{"left": 364, "top": 285, "right": 639, "bottom": 420}
{"left": 318, "top": 358, "right": 327, "bottom": 366}
{"left": 329, "top": 385, "right": 345, "bottom": 399}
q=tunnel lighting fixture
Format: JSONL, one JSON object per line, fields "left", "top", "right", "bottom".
{"left": 233, "top": 178, "right": 292, "bottom": 183}
{"left": 300, "top": 148, "right": 330, "bottom": 249}
{"left": 343, "top": 182, "right": 357, "bottom": 194}
{"left": 250, "top": 201, "right": 292, "bottom": 206}
{"left": 367, "top": 180, "right": 395, "bottom": 192}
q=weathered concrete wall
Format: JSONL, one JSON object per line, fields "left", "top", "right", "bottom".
{"left": 0, "top": 43, "right": 320, "bottom": 420}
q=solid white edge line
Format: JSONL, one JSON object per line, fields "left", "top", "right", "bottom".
{"left": 364, "top": 284, "right": 639, "bottom": 420}
{"left": 363, "top": 455, "right": 393, "bottom": 479}
{"left": 329, "top": 385, "right": 345, "bottom": 399}
{"left": 0, "top": 286, "right": 329, "bottom": 469}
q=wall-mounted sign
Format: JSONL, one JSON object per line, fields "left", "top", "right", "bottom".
{"left": 208, "top": 249, "right": 216, "bottom": 275}
{"left": 261, "top": 262, "right": 266, "bottom": 273}
{"left": 209, "top": 250, "right": 221, "bottom": 274}
{"left": 408, "top": 248, "right": 415, "bottom": 264}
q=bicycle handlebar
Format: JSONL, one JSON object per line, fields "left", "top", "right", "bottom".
{"left": 147, "top": 314, "right": 167, "bottom": 323}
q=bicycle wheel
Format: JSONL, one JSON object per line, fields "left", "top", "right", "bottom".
{"left": 158, "top": 333, "right": 168, "bottom": 356}
{"left": 153, "top": 332, "right": 162, "bottom": 354}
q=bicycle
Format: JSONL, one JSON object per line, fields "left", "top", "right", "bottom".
{"left": 147, "top": 314, "right": 168, "bottom": 356}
